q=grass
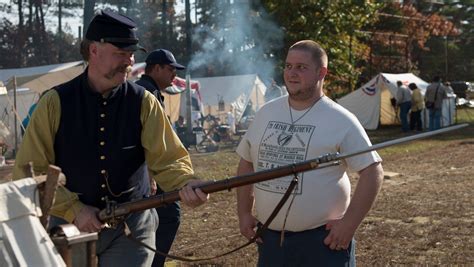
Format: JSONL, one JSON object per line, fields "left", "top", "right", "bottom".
{"left": 369, "top": 107, "right": 474, "bottom": 157}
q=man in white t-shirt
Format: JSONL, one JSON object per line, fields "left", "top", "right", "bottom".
{"left": 236, "top": 40, "right": 384, "bottom": 266}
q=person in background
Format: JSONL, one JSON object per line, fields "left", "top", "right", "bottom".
{"left": 396, "top": 80, "right": 412, "bottom": 132}
{"left": 444, "top": 81, "right": 454, "bottom": 94}
{"left": 21, "top": 89, "right": 50, "bottom": 136}
{"left": 226, "top": 106, "right": 236, "bottom": 137}
{"left": 0, "top": 121, "right": 9, "bottom": 164}
{"left": 175, "top": 115, "right": 186, "bottom": 130}
{"left": 236, "top": 40, "right": 383, "bottom": 266}
{"left": 425, "top": 76, "right": 448, "bottom": 131}
{"left": 13, "top": 10, "right": 208, "bottom": 267}
{"left": 174, "top": 115, "right": 189, "bottom": 150}
{"left": 408, "top": 83, "right": 424, "bottom": 131}
{"left": 135, "top": 49, "right": 184, "bottom": 107}
{"left": 264, "top": 79, "right": 285, "bottom": 102}
{"left": 135, "top": 49, "right": 187, "bottom": 267}
{"left": 21, "top": 103, "right": 37, "bottom": 136}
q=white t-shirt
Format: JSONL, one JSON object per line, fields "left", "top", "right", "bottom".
{"left": 236, "top": 96, "right": 382, "bottom": 232}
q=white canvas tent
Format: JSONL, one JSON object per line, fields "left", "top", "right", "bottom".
{"left": 0, "top": 61, "right": 85, "bottom": 155}
{"left": 337, "top": 73, "right": 456, "bottom": 130}
{"left": 0, "top": 61, "right": 85, "bottom": 94}
{"left": 0, "top": 87, "right": 37, "bottom": 156}
{"left": 0, "top": 178, "right": 66, "bottom": 266}
{"left": 129, "top": 66, "right": 268, "bottom": 126}
{"left": 190, "top": 74, "right": 267, "bottom": 124}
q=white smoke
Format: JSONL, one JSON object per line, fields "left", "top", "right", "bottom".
{"left": 189, "top": 1, "right": 283, "bottom": 80}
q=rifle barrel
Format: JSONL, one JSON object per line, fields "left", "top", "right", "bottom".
{"left": 98, "top": 123, "right": 468, "bottom": 222}
{"left": 337, "top": 123, "right": 468, "bottom": 160}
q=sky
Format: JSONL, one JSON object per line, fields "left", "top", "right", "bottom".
{"left": 0, "top": 0, "right": 188, "bottom": 38}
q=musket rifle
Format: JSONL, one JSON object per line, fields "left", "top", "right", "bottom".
{"left": 98, "top": 124, "right": 468, "bottom": 226}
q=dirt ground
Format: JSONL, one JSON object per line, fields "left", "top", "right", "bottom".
{"left": 169, "top": 137, "right": 474, "bottom": 266}
{"left": 1, "top": 127, "right": 471, "bottom": 266}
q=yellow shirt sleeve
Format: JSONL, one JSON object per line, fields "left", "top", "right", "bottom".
{"left": 12, "top": 90, "right": 84, "bottom": 223}
{"left": 140, "top": 90, "right": 195, "bottom": 191}
{"left": 13, "top": 89, "right": 192, "bottom": 222}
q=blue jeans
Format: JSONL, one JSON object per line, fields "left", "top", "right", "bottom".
{"left": 429, "top": 109, "right": 442, "bottom": 131}
{"left": 152, "top": 187, "right": 181, "bottom": 267}
{"left": 399, "top": 102, "right": 411, "bottom": 132}
{"left": 257, "top": 225, "right": 356, "bottom": 267}
{"left": 50, "top": 209, "right": 158, "bottom": 267}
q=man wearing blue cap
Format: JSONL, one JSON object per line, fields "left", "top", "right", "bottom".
{"left": 136, "top": 49, "right": 185, "bottom": 106}
{"left": 13, "top": 10, "right": 208, "bottom": 267}
{"left": 135, "top": 49, "right": 185, "bottom": 267}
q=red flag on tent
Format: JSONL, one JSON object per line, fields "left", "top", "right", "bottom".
{"left": 170, "top": 77, "right": 203, "bottom": 112}
{"left": 172, "top": 76, "right": 200, "bottom": 91}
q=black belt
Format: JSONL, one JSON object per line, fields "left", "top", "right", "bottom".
{"left": 260, "top": 223, "right": 326, "bottom": 236}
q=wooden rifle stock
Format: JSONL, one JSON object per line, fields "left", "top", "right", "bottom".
{"left": 97, "top": 123, "right": 468, "bottom": 223}
{"left": 98, "top": 155, "right": 335, "bottom": 223}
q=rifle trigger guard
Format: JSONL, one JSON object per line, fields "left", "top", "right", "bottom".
{"left": 105, "top": 196, "right": 121, "bottom": 229}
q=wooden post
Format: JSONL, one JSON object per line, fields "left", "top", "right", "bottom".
{"left": 39, "top": 165, "right": 63, "bottom": 229}
{"left": 56, "top": 245, "right": 72, "bottom": 266}
{"left": 13, "top": 76, "right": 18, "bottom": 157}
{"left": 26, "top": 163, "right": 65, "bottom": 229}
{"left": 86, "top": 240, "right": 97, "bottom": 267}
{"left": 51, "top": 230, "right": 98, "bottom": 267}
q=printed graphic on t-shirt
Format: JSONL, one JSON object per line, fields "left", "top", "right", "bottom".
{"left": 256, "top": 121, "right": 315, "bottom": 194}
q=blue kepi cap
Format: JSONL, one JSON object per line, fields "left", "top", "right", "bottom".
{"left": 86, "top": 10, "right": 146, "bottom": 52}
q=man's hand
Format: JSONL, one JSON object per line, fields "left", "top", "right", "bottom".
{"left": 323, "top": 218, "right": 357, "bottom": 250}
{"left": 150, "top": 178, "right": 157, "bottom": 195}
{"left": 236, "top": 159, "right": 257, "bottom": 242}
{"left": 73, "top": 205, "right": 106, "bottom": 233}
{"left": 324, "top": 162, "right": 383, "bottom": 250}
{"left": 178, "top": 179, "right": 209, "bottom": 208}
{"left": 238, "top": 212, "right": 262, "bottom": 243}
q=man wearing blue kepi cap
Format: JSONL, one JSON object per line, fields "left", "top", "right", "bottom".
{"left": 13, "top": 9, "right": 209, "bottom": 267}
{"left": 135, "top": 49, "right": 186, "bottom": 267}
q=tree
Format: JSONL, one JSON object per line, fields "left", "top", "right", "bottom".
{"left": 0, "top": 19, "right": 21, "bottom": 68}
{"left": 261, "top": 0, "right": 381, "bottom": 96}
{"left": 83, "top": 0, "right": 96, "bottom": 37}
{"left": 124, "top": 0, "right": 180, "bottom": 63}
{"left": 417, "top": 0, "right": 473, "bottom": 81}
{"left": 365, "top": 2, "right": 460, "bottom": 82}
{"left": 1, "top": 1, "right": 71, "bottom": 67}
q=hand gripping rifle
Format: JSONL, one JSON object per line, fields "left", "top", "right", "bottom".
{"left": 98, "top": 124, "right": 468, "bottom": 226}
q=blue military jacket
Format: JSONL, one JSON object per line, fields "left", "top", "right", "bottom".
{"left": 54, "top": 71, "right": 149, "bottom": 208}
{"left": 135, "top": 74, "right": 165, "bottom": 107}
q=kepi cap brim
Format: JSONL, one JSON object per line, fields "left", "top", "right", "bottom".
{"left": 112, "top": 42, "right": 147, "bottom": 53}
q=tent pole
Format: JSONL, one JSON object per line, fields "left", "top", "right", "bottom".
{"left": 255, "top": 81, "right": 260, "bottom": 112}
{"left": 185, "top": 73, "right": 193, "bottom": 146}
{"left": 13, "top": 76, "right": 18, "bottom": 158}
